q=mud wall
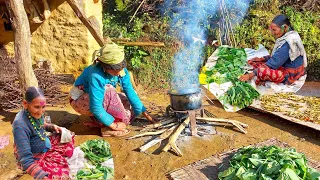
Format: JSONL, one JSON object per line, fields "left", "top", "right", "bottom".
{"left": 1, "top": 0, "right": 102, "bottom": 73}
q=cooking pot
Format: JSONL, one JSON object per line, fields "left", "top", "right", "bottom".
{"left": 168, "top": 87, "right": 202, "bottom": 111}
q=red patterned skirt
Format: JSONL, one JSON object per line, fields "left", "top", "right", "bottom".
{"left": 70, "top": 85, "right": 133, "bottom": 125}
{"left": 249, "top": 61, "right": 305, "bottom": 85}
{"left": 34, "top": 134, "right": 74, "bottom": 179}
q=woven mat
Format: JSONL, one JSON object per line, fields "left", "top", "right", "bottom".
{"left": 167, "top": 138, "right": 320, "bottom": 180}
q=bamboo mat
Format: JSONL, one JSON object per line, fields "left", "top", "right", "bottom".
{"left": 167, "top": 138, "right": 320, "bottom": 180}
{"left": 249, "top": 100, "right": 320, "bottom": 132}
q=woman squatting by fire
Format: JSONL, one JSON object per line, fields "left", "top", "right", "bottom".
{"left": 70, "top": 43, "right": 155, "bottom": 137}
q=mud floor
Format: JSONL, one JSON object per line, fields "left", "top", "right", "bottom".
{"left": 0, "top": 84, "right": 320, "bottom": 180}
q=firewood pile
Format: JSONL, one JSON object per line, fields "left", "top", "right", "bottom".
{"left": 0, "top": 50, "right": 69, "bottom": 111}
{"left": 127, "top": 112, "right": 248, "bottom": 157}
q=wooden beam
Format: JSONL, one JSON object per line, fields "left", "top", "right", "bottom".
{"left": 188, "top": 111, "right": 197, "bottom": 136}
{"left": 6, "top": 0, "right": 38, "bottom": 93}
{"left": 66, "top": 0, "right": 105, "bottom": 47}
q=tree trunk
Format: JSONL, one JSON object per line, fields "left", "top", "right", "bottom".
{"left": 6, "top": 0, "right": 38, "bottom": 93}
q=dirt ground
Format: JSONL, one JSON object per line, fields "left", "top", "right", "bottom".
{"left": 0, "top": 84, "right": 320, "bottom": 180}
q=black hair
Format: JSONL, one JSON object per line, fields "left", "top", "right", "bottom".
{"left": 272, "top": 14, "right": 292, "bottom": 28}
{"left": 99, "top": 60, "right": 127, "bottom": 71}
{"left": 25, "top": 86, "right": 44, "bottom": 103}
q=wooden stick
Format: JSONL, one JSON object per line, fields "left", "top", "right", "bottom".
{"left": 161, "top": 122, "right": 179, "bottom": 129}
{"left": 126, "top": 129, "right": 166, "bottom": 140}
{"left": 197, "top": 117, "right": 248, "bottom": 134}
{"left": 116, "top": 41, "right": 165, "bottom": 47}
{"left": 66, "top": 0, "right": 104, "bottom": 47}
{"left": 162, "top": 117, "right": 190, "bottom": 156}
{"left": 129, "top": 0, "right": 146, "bottom": 23}
{"left": 139, "top": 138, "right": 162, "bottom": 152}
{"left": 143, "top": 118, "right": 176, "bottom": 129}
{"left": 139, "top": 125, "right": 178, "bottom": 152}
{"left": 196, "top": 117, "right": 248, "bottom": 127}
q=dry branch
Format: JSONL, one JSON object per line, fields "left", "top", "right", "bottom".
{"left": 0, "top": 67, "right": 69, "bottom": 111}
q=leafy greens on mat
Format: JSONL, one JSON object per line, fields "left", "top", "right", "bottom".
{"left": 218, "top": 146, "right": 320, "bottom": 180}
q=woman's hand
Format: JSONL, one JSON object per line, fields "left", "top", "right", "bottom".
{"left": 142, "top": 111, "right": 157, "bottom": 124}
{"left": 249, "top": 57, "right": 265, "bottom": 62}
{"left": 109, "top": 122, "right": 127, "bottom": 131}
{"left": 239, "top": 72, "right": 255, "bottom": 82}
{"left": 53, "top": 125, "right": 62, "bottom": 133}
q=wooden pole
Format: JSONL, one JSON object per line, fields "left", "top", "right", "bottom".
{"left": 6, "top": 0, "right": 39, "bottom": 93}
{"left": 66, "top": 0, "right": 105, "bottom": 47}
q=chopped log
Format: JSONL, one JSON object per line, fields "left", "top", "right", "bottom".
{"left": 139, "top": 125, "right": 178, "bottom": 152}
{"left": 196, "top": 117, "right": 248, "bottom": 134}
{"left": 162, "top": 117, "right": 190, "bottom": 156}
{"left": 6, "top": 0, "right": 39, "bottom": 92}
{"left": 116, "top": 41, "right": 165, "bottom": 47}
{"left": 66, "top": 0, "right": 104, "bottom": 47}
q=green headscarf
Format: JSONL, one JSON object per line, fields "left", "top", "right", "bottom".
{"left": 92, "top": 43, "right": 125, "bottom": 65}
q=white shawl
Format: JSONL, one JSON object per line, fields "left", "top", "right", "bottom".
{"left": 272, "top": 31, "right": 308, "bottom": 67}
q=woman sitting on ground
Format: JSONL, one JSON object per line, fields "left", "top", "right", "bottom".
{"left": 70, "top": 43, "right": 154, "bottom": 137}
{"left": 239, "top": 14, "right": 307, "bottom": 85}
{"left": 13, "top": 87, "right": 74, "bottom": 179}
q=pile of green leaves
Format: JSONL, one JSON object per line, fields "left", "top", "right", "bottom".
{"left": 220, "top": 80, "right": 260, "bottom": 109}
{"left": 204, "top": 47, "right": 247, "bottom": 85}
{"left": 218, "top": 146, "right": 320, "bottom": 180}
{"left": 80, "top": 139, "right": 112, "bottom": 165}
{"left": 76, "top": 164, "right": 114, "bottom": 180}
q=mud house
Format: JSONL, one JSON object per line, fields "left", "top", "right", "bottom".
{"left": 0, "top": 0, "right": 103, "bottom": 73}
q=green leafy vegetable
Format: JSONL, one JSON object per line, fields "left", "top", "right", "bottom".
{"left": 200, "top": 46, "right": 247, "bottom": 85}
{"left": 219, "top": 80, "right": 260, "bottom": 109}
{"left": 80, "top": 139, "right": 112, "bottom": 165}
{"left": 218, "top": 146, "right": 320, "bottom": 180}
{"left": 76, "top": 164, "right": 114, "bottom": 180}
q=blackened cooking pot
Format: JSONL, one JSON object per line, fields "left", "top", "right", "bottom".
{"left": 168, "top": 88, "right": 202, "bottom": 111}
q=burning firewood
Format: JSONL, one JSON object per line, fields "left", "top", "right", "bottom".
{"left": 161, "top": 117, "right": 190, "bottom": 157}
